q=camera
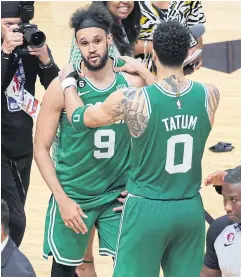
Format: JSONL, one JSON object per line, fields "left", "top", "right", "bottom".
{"left": 16, "top": 23, "right": 46, "bottom": 48}
{"left": 14, "top": 1, "right": 46, "bottom": 55}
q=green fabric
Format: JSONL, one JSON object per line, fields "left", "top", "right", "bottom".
{"left": 43, "top": 196, "right": 121, "bottom": 265}
{"left": 53, "top": 59, "right": 131, "bottom": 210}
{"left": 127, "top": 81, "right": 211, "bottom": 200}
{"left": 113, "top": 193, "right": 205, "bottom": 277}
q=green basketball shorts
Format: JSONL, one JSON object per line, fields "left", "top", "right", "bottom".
{"left": 43, "top": 196, "right": 121, "bottom": 266}
{"left": 113, "top": 193, "right": 205, "bottom": 277}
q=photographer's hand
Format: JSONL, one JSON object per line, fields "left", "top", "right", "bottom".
{"left": 1, "top": 25, "right": 23, "bottom": 54}
{"left": 28, "top": 44, "right": 50, "bottom": 65}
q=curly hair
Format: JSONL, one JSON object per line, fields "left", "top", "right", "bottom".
{"left": 153, "top": 20, "right": 191, "bottom": 67}
{"left": 92, "top": 1, "right": 141, "bottom": 56}
{"left": 70, "top": 3, "right": 113, "bottom": 36}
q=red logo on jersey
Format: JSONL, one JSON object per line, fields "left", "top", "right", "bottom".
{"left": 227, "top": 232, "right": 235, "bottom": 243}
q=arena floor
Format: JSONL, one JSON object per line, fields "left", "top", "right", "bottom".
{"left": 20, "top": 2, "right": 241, "bottom": 277}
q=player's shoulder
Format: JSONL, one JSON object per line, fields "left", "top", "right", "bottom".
{"left": 207, "top": 215, "right": 234, "bottom": 242}
{"left": 202, "top": 82, "right": 220, "bottom": 94}
{"left": 122, "top": 72, "right": 146, "bottom": 88}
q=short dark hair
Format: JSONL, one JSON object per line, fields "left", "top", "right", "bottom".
{"left": 1, "top": 199, "right": 9, "bottom": 235}
{"left": 153, "top": 20, "right": 191, "bottom": 67}
{"left": 224, "top": 166, "right": 241, "bottom": 185}
{"left": 70, "top": 3, "right": 113, "bottom": 36}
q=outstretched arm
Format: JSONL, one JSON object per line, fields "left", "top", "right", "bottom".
{"left": 64, "top": 86, "right": 150, "bottom": 137}
{"left": 114, "top": 56, "right": 155, "bottom": 85}
{"left": 59, "top": 64, "right": 150, "bottom": 137}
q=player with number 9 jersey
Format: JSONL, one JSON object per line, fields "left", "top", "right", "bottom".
{"left": 66, "top": 21, "right": 220, "bottom": 277}
{"left": 55, "top": 58, "right": 130, "bottom": 210}
{"left": 42, "top": 58, "right": 142, "bottom": 266}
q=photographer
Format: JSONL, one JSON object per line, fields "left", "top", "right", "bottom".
{"left": 1, "top": 1, "right": 59, "bottom": 247}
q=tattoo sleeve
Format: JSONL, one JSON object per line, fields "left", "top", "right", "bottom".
{"left": 206, "top": 84, "right": 220, "bottom": 118}
{"left": 115, "top": 87, "right": 150, "bottom": 137}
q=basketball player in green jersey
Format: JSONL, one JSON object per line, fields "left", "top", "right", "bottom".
{"left": 34, "top": 5, "right": 145, "bottom": 277}
{"left": 61, "top": 21, "right": 220, "bottom": 277}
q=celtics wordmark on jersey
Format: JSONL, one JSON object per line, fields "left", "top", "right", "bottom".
{"left": 54, "top": 58, "right": 131, "bottom": 210}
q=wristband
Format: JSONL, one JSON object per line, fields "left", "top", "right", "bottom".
{"left": 71, "top": 106, "right": 88, "bottom": 130}
{"left": 61, "top": 77, "right": 77, "bottom": 91}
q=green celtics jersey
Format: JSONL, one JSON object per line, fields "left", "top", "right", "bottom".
{"left": 127, "top": 81, "right": 211, "bottom": 200}
{"left": 55, "top": 58, "right": 131, "bottom": 209}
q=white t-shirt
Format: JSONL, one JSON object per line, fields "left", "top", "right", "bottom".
{"left": 204, "top": 215, "right": 241, "bottom": 277}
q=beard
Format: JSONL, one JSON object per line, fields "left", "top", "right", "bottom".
{"left": 82, "top": 48, "right": 109, "bottom": 72}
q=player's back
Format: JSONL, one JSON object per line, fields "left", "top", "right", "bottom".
{"left": 127, "top": 80, "right": 211, "bottom": 200}
{"left": 55, "top": 59, "right": 131, "bottom": 209}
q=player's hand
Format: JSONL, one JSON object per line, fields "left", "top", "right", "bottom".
{"left": 113, "top": 190, "right": 128, "bottom": 212}
{"left": 58, "top": 64, "right": 84, "bottom": 83}
{"left": 114, "top": 56, "right": 145, "bottom": 74}
{"left": 28, "top": 43, "right": 50, "bottom": 65}
{"left": 204, "top": 171, "right": 228, "bottom": 186}
{"left": 1, "top": 25, "right": 23, "bottom": 54}
{"left": 57, "top": 196, "right": 88, "bottom": 234}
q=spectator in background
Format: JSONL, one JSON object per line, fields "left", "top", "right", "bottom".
{"left": 1, "top": 1, "right": 59, "bottom": 247}
{"left": 69, "top": 1, "right": 141, "bottom": 65}
{"left": 135, "top": 1, "right": 206, "bottom": 74}
{"left": 1, "top": 199, "right": 36, "bottom": 277}
{"left": 201, "top": 166, "right": 241, "bottom": 277}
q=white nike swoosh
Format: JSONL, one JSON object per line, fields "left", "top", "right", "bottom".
{"left": 78, "top": 90, "right": 92, "bottom": 96}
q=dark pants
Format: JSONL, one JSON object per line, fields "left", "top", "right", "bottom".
{"left": 1, "top": 152, "right": 33, "bottom": 247}
{"left": 51, "top": 259, "right": 77, "bottom": 277}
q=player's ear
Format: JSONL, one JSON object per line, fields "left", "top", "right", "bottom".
{"left": 107, "top": 33, "right": 113, "bottom": 45}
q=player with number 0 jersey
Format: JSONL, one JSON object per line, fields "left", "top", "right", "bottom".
{"left": 63, "top": 21, "right": 220, "bottom": 277}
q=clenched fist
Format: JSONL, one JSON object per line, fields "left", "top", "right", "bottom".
{"left": 1, "top": 25, "right": 23, "bottom": 54}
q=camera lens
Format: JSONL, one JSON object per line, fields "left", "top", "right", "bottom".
{"left": 31, "top": 31, "right": 46, "bottom": 47}
{"left": 24, "top": 29, "right": 46, "bottom": 48}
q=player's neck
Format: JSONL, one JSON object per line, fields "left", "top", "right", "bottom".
{"left": 156, "top": 64, "right": 184, "bottom": 82}
{"left": 82, "top": 58, "right": 115, "bottom": 88}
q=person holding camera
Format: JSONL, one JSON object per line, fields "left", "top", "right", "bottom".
{"left": 1, "top": 1, "right": 59, "bottom": 247}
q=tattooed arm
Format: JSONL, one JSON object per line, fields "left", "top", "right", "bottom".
{"left": 66, "top": 87, "right": 150, "bottom": 137}
{"left": 204, "top": 83, "right": 220, "bottom": 126}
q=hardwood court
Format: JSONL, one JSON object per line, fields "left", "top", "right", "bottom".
{"left": 20, "top": 2, "right": 241, "bottom": 277}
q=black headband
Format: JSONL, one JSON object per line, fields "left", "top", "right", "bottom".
{"left": 1, "top": 1, "right": 21, "bottom": 18}
{"left": 76, "top": 18, "right": 109, "bottom": 34}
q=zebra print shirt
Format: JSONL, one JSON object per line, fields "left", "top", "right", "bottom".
{"left": 137, "top": 1, "right": 206, "bottom": 73}
{"left": 139, "top": 1, "right": 206, "bottom": 40}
